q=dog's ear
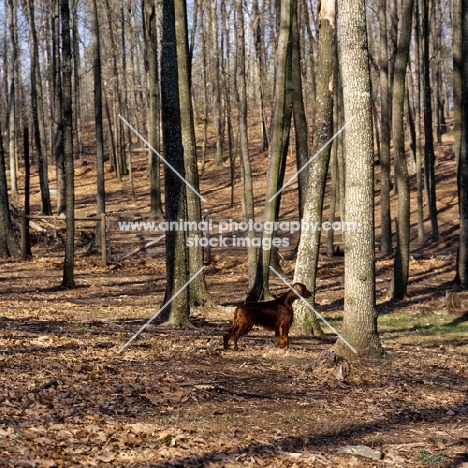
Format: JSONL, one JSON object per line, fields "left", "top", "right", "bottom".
{"left": 293, "top": 283, "right": 304, "bottom": 294}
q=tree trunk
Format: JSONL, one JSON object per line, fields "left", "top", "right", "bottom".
{"left": 455, "top": 0, "right": 468, "bottom": 285}
{"left": 453, "top": 0, "right": 462, "bottom": 168}
{"left": 175, "top": 0, "right": 212, "bottom": 306}
{"left": 414, "top": 0, "right": 424, "bottom": 246}
{"left": 257, "top": 0, "right": 292, "bottom": 299}
{"left": 60, "top": 0, "right": 76, "bottom": 289}
{"left": 389, "top": 0, "right": 414, "bottom": 300}
{"left": 422, "top": 0, "right": 439, "bottom": 241}
{"left": 332, "top": 0, "right": 383, "bottom": 358}
{"left": 6, "top": 0, "right": 18, "bottom": 198}
{"left": 291, "top": 0, "right": 308, "bottom": 218}
{"left": 159, "top": 0, "right": 190, "bottom": 325}
{"left": 211, "top": 0, "right": 224, "bottom": 166}
{"left": 0, "top": 119, "right": 19, "bottom": 258}
{"left": 52, "top": 0, "right": 65, "bottom": 215}
{"left": 24, "top": 0, "right": 52, "bottom": 215}
{"left": 253, "top": 0, "right": 269, "bottom": 151}
{"left": 90, "top": 0, "right": 105, "bottom": 246}
{"left": 235, "top": 0, "right": 257, "bottom": 291}
{"left": 143, "top": 0, "right": 163, "bottom": 217}
{"left": 72, "top": 0, "right": 83, "bottom": 158}
{"left": 378, "top": 0, "right": 392, "bottom": 254}
{"left": 292, "top": 0, "right": 336, "bottom": 336}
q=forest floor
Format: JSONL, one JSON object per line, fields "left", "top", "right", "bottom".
{"left": 1, "top": 121, "right": 468, "bottom": 467}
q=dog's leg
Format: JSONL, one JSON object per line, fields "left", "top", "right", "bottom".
{"left": 232, "top": 323, "right": 253, "bottom": 350}
{"left": 278, "top": 324, "right": 290, "bottom": 349}
{"left": 223, "top": 331, "right": 231, "bottom": 350}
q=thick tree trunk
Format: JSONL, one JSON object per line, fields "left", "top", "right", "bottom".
{"left": 61, "top": 0, "right": 76, "bottom": 289}
{"left": 389, "top": 0, "right": 414, "bottom": 300}
{"left": 292, "top": 0, "right": 336, "bottom": 336}
{"left": 453, "top": 0, "right": 462, "bottom": 168}
{"left": 175, "top": 0, "right": 212, "bottom": 306}
{"left": 143, "top": 0, "right": 163, "bottom": 217}
{"left": 159, "top": 0, "right": 190, "bottom": 326}
{"left": 456, "top": 0, "right": 468, "bottom": 285}
{"left": 332, "top": 0, "right": 383, "bottom": 358}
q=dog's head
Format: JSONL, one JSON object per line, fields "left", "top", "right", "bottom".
{"left": 293, "top": 283, "right": 312, "bottom": 299}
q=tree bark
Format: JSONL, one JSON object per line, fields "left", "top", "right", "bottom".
{"left": 258, "top": 0, "right": 292, "bottom": 298}
{"left": 0, "top": 119, "right": 19, "bottom": 258}
{"left": 453, "top": 0, "right": 462, "bottom": 168}
{"left": 24, "top": 0, "right": 52, "bottom": 215}
{"left": 52, "top": 0, "right": 65, "bottom": 215}
{"left": 389, "top": 0, "right": 414, "bottom": 300}
{"left": 455, "top": 0, "right": 468, "bottom": 285}
{"left": 61, "top": 0, "right": 76, "bottom": 289}
{"left": 211, "top": 0, "right": 224, "bottom": 166}
{"left": 175, "top": 0, "right": 212, "bottom": 306}
{"left": 292, "top": 0, "right": 336, "bottom": 336}
{"left": 235, "top": 0, "right": 257, "bottom": 291}
{"left": 378, "top": 0, "right": 392, "bottom": 254}
{"left": 143, "top": 0, "right": 163, "bottom": 217}
{"left": 332, "top": 0, "right": 383, "bottom": 358}
{"left": 422, "top": 0, "right": 439, "bottom": 241}
{"left": 414, "top": 0, "right": 424, "bottom": 246}
{"left": 159, "top": 0, "right": 190, "bottom": 325}
{"left": 90, "top": 0, "right": 105, "bottom": 246}
{"left": 291, "top": 0, "right": 308, "bottom": 218}
{"left": 6, "top": 0, "right": 18, "bottom": 198}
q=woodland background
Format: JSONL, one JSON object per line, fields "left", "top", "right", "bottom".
{"left": 0, "top": 0, "right": 468, "bottom": 466}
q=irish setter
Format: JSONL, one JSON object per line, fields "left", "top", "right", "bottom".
{"left": 223, "top": 283, "right": 312, "bottom": 350}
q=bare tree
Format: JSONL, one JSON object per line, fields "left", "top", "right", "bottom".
{"left": 143, "top": 0, "right": 163, "bottom": 217}
{"left": 257, "top": 0, "right": 292, "bottom": 298}
{"left": 455, "top": 0, "right": 468, "bottom": 285}
{"left": 6, "top": 0, "right": 18, "bottom": 198}
{"left": 332, "top": 0, "right": 383, "bottom": 358}
{"left": 90, "top": 0, "right": 105, "bottom": 246}
{"left": 0, "top": 120, "right": 19, "bottom": 258}
{"left": 175, "top": 0, "right": 212, "bottom": 306}
{"left": 422, "top": 0, "right": 439, "bottom": 241}
{"left": 378, "top": 0, "right": 392, "bottom": 254}
{"left": 159, "top": 0, "right": 190, "bottom": 325}
{"left": 235, "top": 0, "right": 257, "bottom": 290}
{"left": 292, "top": 0, "right": 336, "bottom": 336}
{"left": 61, "top": 0, "right": 76, "bottom": 289}
{"left": 389, "top": 0, "right": 414, "bottom": 300}
{"left": 23, "top": 0, "right": 52, "bottom": 215}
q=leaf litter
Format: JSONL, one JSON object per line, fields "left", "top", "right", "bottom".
{"left": 0, "top": 256, "right": 467, "bottom": 467}
{"left": 1, "top": 130, "right": 467, "bottom": 466}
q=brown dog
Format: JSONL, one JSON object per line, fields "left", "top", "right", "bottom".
{"left": 223, "top": 283, "right": 312, "bottom": 350}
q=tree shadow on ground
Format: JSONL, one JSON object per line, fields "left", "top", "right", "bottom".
{"left": 146, "top": 399, "right": 468, "bottom": 467}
